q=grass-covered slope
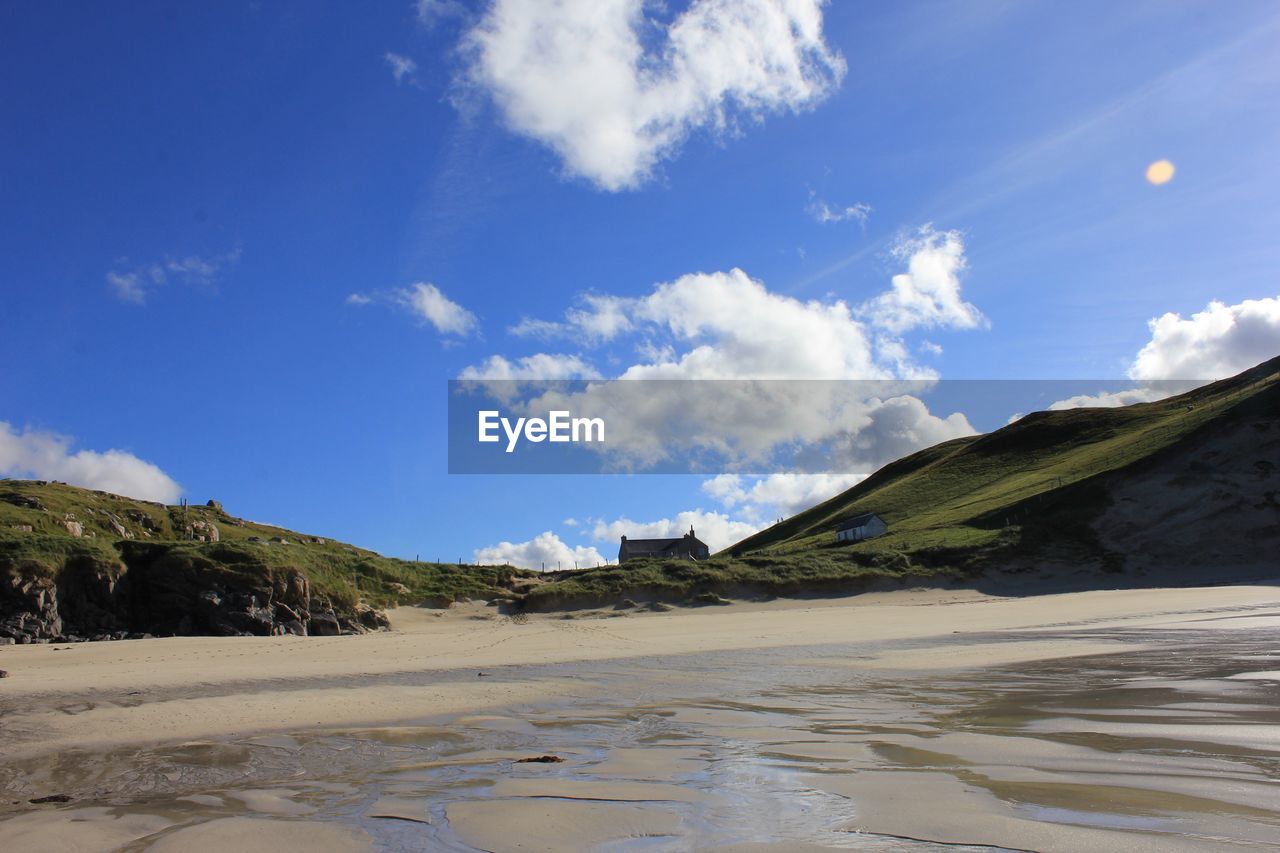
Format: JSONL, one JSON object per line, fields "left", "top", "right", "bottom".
{"left": 522, "top": 356, "right": 1280, "bottom": 609}
{"left": 0, "top": 484, "right": 530, "bottom": 640}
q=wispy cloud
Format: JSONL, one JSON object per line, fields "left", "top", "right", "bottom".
{"left": 348, "top": 282, "right": 478, "bottom": 337}
{"left": 806, "top": 191, "right": 871, "bottom": 226}
{"left": 384, "top": 51, "right": 417, "bottom": 84}
{"left": 416, "top": 0, "right": 466, "bottom": 29}
{"left": 107, "top": 249, "right": 240, "bottom": 305}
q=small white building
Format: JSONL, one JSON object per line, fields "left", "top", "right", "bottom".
{"left": 835, "top": 512, "right": 888, "bottom": 543}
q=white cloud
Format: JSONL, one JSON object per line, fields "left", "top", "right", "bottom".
{"left": 858, "top": 226, "right": 985, "bottom": 333}
{"left": 474, "top": 530, "right": 606, "bottom": 571}
{"left": 517, "top": 229, "right": 980, "bottom": 380}
{"left": 1043, "top": 295, "right": 1280, "bottom": 413}
{"left": 107, "top": 250, "right": 239, "bottom": 305}
{"left": 807, "top": 192, "right": 871, "bottom": 226}
{"left": 1046, "top": 387, "right": 1174, "bottom": 411}
{"left": 464, "top": 235, "right": 983, "bottom": 470}
{"left": 345, "top": 293, "right": 372, "bottom": 306}
{"left": 464, "top": 0, "right": 845, "bottom": 190}
{"left": 1129, "top": 296, "right": 1280, "bottom": 380}
{"left": 396, "top": 282, "right": 478, "bottom": 336}
{"left": 585, "top": 268, "right": 886, "bottom": 379}
{"left": 385, "top": 51, "right": 417, "bottom": 84}
{"left": 589, "top": 510, "right": 762, "bottom": 554}
{"left": 0, "top": 422, "right": 181, "bottom": 504}
{"left": 510, "top": 293, "right": 635, "bottom": 343}
{"left": 702, "top": 472, "right": 864, "bottom": 519}
{"left": 458, "top": 353, "right": 601, "bottom": 381}
{"left": 107, "top": 271, "right": 146, "bottom": 304}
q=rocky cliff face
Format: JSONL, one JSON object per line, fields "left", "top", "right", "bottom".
{"left": 0, "top": 544, "right": 389, "bottom": 644}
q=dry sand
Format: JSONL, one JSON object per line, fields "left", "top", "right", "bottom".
{"left": 2, "top": 582, "right": 1279, "bottom": 851}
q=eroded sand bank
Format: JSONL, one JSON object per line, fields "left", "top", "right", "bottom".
{"left": 2, "top": 583, "right": 1279, "bottom": 851}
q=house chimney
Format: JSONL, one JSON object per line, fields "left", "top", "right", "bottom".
{"left": 621, "top": 535, "right": 627, "bottom": 541}
{"left": 689, "top": 526, "right": 695, "bottom": 538}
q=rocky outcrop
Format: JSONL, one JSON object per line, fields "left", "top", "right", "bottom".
{"left": 0, "top": 543, "right": 389, "bottom": 643}
{"left": 0, "top": 572, "right": 62, "bottom": 642}
{"left": 187, "top": 521, "right": 219, "bottom": 543}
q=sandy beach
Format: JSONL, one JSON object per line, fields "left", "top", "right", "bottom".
{"left": 3, "top": 582, "right": 1280, "bottom": 850}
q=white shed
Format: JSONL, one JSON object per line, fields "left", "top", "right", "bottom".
{"left": 835, "top": 512, "right": 888, "bottom": 543}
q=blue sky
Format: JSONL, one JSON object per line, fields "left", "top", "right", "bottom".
{"left": 3, "top": 0, "right": 1279, "bottom": 568}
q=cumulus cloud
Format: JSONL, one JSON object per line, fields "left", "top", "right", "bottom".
{"left": 588, "top": 510, "right": 761, "bottom": 554}
{"left": 1045, "top": 387, "right": 1174, "bottom": 411}
{"left": 806, "top": 192, "right": 871, "bottom": 226}
{"left": 1043, "top": 295, "right": 1280, "bottom": 413}
{"left": 461, "top": 234, "right": 983, "bottom": 470}
{"left": 458, "top": 353, "right": 601, "bottom": 381}
{"left": 107, "top": 249, "right": 240, "bottom": 305}
{"left": 474, "top": 530, "right": 606, "bottom": 570}
{"left": 1129, "top": 296, "right": 1280, "bottom": 380}
{"left": 702, "top": 472, "right": 864, "bottom": 519}
{"left": 344, "top": 293, "right": 372, "bottom": 306}
{"left": 0, "top": 423, "right": 181, "bottom": 504}
{"left": 464, "top": 0, "right": 845, "bottom": 190}
{"left": 859, "top": 226, "right": 985, "bottom": 334}
{"left": 385, "top": 51, "right": 418, "bottom": 84}
{"left": 515, "top": 229, "right": 979, "bottom": 379}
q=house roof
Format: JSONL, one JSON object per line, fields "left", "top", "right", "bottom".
{"left": 620, "top": 535, "right": 707, "bottom": 555}
{"left": 836, "top": 512, "right": 882, "bottom": 532}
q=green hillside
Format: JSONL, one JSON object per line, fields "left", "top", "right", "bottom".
{"left": 0, "top": 484, "right": 530, "bottom": 641}
{"left": 521, "top": 355, "right": 1280, "bottom": 609}
{"left": 729, "top": 355, "right": 1278, "bottom": 562}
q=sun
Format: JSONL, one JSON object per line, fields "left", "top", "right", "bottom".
{"left": 1146, "top": 159, "right": 1176, "bottom": 185}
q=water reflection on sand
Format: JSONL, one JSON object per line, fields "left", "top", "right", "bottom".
{"left": 4, "top": 626, "right": 1280, "bottom": 851}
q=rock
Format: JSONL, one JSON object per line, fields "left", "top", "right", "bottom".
{"left": 515, "top": 755, "right": 565, "bottom": 764}
{"left": 126, "top": 510, "right": 159, "bottom": 531}
{"left": 270, "top": 537, "right": 290, "bottom": 545}
{"left": 309, "top": 612, "right": 341, "bottom": 636}
{"left": 106, "top": 516, "right": 131, "bottom": 539}
{"left": 29, "top": 795, "right": 71, "bottom": 804}
{"left": 388, "top": 582, "right": 411, "bottom": 596}
{"left": 352, "top": 603, "right": 391, "bottom": 631}
{"left": 64, "top": 520, "right": 83, "bottom": 537}
{"left": 187, "top": 521, "right": 219, "bottom": 543}
{"left": 3, "top": 494, "right": 45, "bottom": 511}
{"left": 206, "top": 499, "right": 223, "bottom": 511}
{"left": 9, "top": 524, "right": 33, "bottom": 533}
{"left": 0, "top": 670, "right": 10, "bottom": 678}
{"left": 0, "top": 638, "right": 13, "bottom": 645}
{"left": 0, "top": 574, "right": 63, "bottom": 640}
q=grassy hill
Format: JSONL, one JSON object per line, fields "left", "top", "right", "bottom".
{"left": 0, "top": 485, "right": 531, "bottom": 641}
{"left": 520, "top": 355, "right": 1280, "bottom": 609}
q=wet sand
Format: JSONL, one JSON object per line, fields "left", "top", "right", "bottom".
{"left": 2, "top": 582, "right": 1279, "bottom": 850}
